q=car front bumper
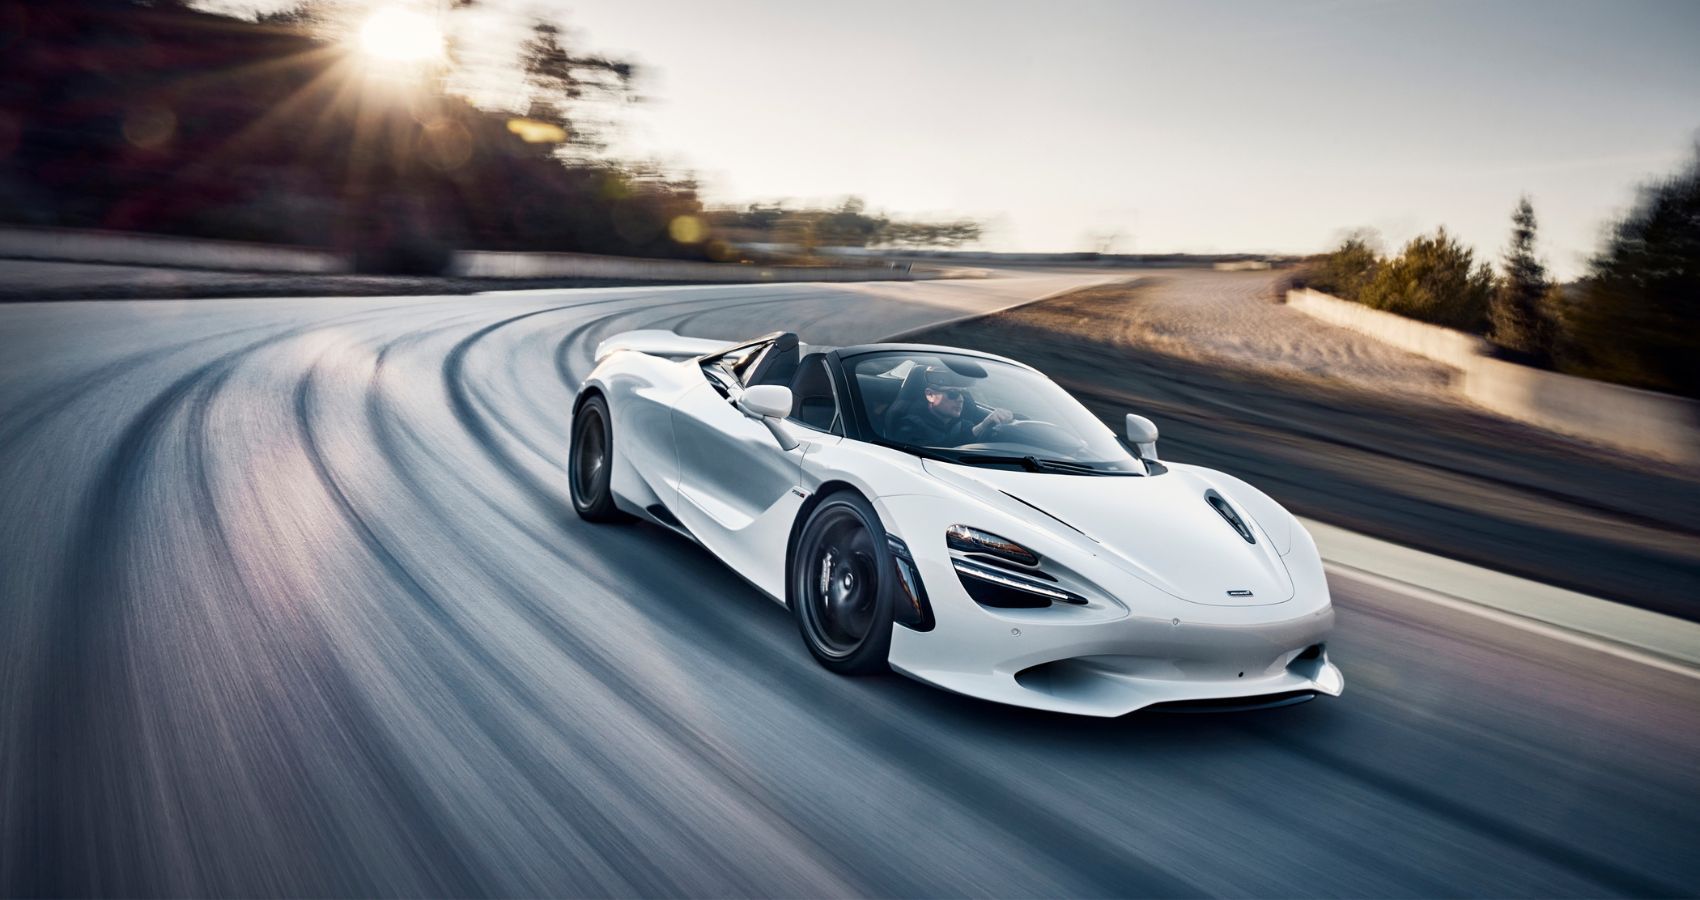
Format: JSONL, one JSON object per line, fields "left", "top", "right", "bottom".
{"left": 880, "top": 495, "right": 1342, "bottom": 717}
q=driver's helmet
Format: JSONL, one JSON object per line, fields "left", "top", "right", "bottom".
{"left": 921, "top": 365, "right": 971, "bottom": 397}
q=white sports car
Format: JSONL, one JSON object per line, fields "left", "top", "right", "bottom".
{"left": 568, "top": 330, "right": 1343, "bottom": 716}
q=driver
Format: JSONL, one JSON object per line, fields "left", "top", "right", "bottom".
{"left": 889, "top": 367, "right": 1014, "bottom": 447}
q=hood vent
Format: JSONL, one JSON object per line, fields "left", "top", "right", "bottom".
{"left": 1205, "top": 490, "right": 1255, "bottom": 544}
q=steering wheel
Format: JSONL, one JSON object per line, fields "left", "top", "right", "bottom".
{"left": 982, "top": 419, "right": 1087, "bottom": 454}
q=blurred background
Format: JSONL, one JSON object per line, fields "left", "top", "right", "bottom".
{"left": 2, "top": 0, "right": 1697, "bottom": 391}
{"left": 2, "top": 2, "right": 1698, "bottom": 897}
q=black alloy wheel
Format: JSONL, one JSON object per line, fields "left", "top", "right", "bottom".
{"left": 569, "top": 394, "right": 623, "bottom": 522}
{"left": 792, "top": 492, "right": 894, "bottom": 674}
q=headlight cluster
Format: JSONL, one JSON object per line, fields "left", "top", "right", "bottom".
{"left": 945, "top": 525, "right": 1086, "bottom": 609}
{"left": 945, "top": 525, "right": 1038, "bottom": 566}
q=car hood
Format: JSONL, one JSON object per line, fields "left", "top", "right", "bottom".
{"left": 922, "top": 461, "right": 1295, "bottom": 606}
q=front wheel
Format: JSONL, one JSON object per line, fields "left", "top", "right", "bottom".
{"left": 569, "top": 394, "right": 625, "bottom": 522}
{"left": 791, "top": 492, "right": 894, "bottom": 674}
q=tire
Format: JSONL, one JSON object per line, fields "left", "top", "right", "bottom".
{"left": 569, "top": 394, "right": 624, "bottom": 522}
{"left": 791, "top": 491, "right": 894, "bottom": 674}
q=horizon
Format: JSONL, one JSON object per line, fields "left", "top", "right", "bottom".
{"left": 204, "top": 0, "right": 1700, "bottom": 278}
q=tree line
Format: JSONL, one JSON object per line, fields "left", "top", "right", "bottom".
{"left": 702, "top": 198, "right": 983, "bottom": 255}
{"left": 0, "top": 0, "right": 981, "bottom": 273}
{"left": 1301, "top": 146, "right": 1700, "bottom": 398}
{"left": 0, "top": 0, "right": 722, "bottom": 270}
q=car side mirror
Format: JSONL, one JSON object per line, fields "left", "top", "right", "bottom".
{"left": 739, "top": 385, "right": 793, "bottom": 419}
{"left": 1125, "top": 413, "right": 1159, "bottom": 461}
{"left": 738, "top": 385, "right": 799, "bottom": 451}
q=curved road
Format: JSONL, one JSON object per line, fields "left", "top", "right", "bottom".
{"left": 1, "top": 275, "right": 1695, "bottom": 897}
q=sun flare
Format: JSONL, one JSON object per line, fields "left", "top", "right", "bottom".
{"left": 357, "top": 6, "right": 444, "bottom": 63}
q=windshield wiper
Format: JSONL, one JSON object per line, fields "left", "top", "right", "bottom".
{"left": 942, "top": 452, "right": 1141, "bottom": 476}
{"left": 1026, "top": 456, "right": 1144, "bottom": 476}
{"left": 1030, "top": 457, "right": 1113, "bottom": 475}
{"left": 950, "top": 453, "right": 1045, "bottom": 472}
{"left": 893, "top": 447, "right": 1031, "bottom": 469}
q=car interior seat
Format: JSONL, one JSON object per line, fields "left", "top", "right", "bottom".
{"left": 882, "top": 365, "right": 933, "bottom": 437}
{"left": 746, "top": 333, "right": 800, "bottom": 388}
{"left": 788, "top": 353, "right": 838, "bottom": 431}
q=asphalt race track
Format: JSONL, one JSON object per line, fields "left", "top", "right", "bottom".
{"left": 1, "top": 275, "right": 1696, "bottom": 897}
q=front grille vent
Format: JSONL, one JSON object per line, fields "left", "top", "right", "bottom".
{"left": 961, "top": 552, "right": 1057, "bottom": 581}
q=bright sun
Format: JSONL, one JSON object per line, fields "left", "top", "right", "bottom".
{"left": 357, "top": 6, "right": 444, "bottom": 63}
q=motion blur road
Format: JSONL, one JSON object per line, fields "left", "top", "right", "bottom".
{"left": 1, "top": 273, "right": 1695, "bottom": 897}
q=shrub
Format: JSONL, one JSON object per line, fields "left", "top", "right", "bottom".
{"left": 1359, "top": 228, "right": 1495, "bottom": 332}
{"left": 1303, "top": 232, "right": 1381, "bottom": 301}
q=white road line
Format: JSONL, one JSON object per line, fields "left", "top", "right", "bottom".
{"left": 1303, "top": 516, "right": 1700, "bottom": 678}
{"left": 1327, "top": 564, "right": 1700, "bottom": 680}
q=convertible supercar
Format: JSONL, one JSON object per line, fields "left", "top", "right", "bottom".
{"left": 568, "top": 330, "right": 1343, "bottom": 716}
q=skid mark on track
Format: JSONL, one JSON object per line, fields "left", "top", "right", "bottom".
{"left": 366, "top": 330, "right": 876, "bottom": 894}
{"left": 0, "top": 319, "right": 279, "bottom": 456}
{"left": 294, "top": 376, "right": 684, "bottom": 896}
{"left": 11, "top": 316, "right": 352, "bottom": 895}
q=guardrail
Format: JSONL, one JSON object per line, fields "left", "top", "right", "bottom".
{"left": 1287, "top": 287, "right": 1489, "bottom": 366}
{"left": 0, "top": 226, "right": 352, "bottom": 273}
{"left": 1287, "top": 288, "right": 1700, "bottom": 464}
{"left": 451, "top": 249, "right": 939, "bottom": 282}
{"left": 0, "top": 226, "right": 955, "bottom": 284}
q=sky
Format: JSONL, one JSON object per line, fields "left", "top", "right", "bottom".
{"left": 217, "top": 0, "right": 1700, "bottom": 278}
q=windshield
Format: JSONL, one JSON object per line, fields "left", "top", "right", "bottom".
{"left": 849, "top": 351, "right": 1145, "bottom": 474}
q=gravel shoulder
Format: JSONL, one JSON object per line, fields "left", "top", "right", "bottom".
{"left": 1089, "top": 269, "right": 1457, "bottom": 398}
{"left": 894, "top": 274, "right": 1700, "bottom": 620}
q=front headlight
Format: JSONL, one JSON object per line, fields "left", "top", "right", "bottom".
{"left": 944, "top": 524, "right": 1038, "bottom": 566}
{"left": 945, "top": 525, "right": 1086, "bottom": 608}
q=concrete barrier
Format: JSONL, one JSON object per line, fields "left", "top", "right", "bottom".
{"left": 1287, "top": 288, "right": 1700, "bottom": 464}
{"left": 1459, "top": 356, "right": 1700, "bottom": 463}
{"left": 0, "top": 226, "right": 351, "bottom": 273}
{"left": 1287, "top": 287, "right": 1488, "bottom": 367}
{"left": 0, "top": 226, "right": 962, "bottom": 284}
{"left": 451, "top": 249, "right": 944, "bottom": 283}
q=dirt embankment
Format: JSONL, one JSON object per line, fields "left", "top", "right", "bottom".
{"left": 894, "top": 273, "right": 1700, "bottom": 620}
{"left": 981, "top": 270, "right": 1458, "bottom": 396}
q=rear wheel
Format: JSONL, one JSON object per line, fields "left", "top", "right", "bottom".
{"left": 569, "top": 394, "right": 624, "bottom": 522}
{"left": 791, "top": 492, "right": 894, "bottom": 674}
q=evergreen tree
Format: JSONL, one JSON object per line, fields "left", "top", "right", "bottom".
{"left": 1489, "top": 196, "right": 1555, "bottom": 360}
{"left": 1564, "top": 145, "right": 1700, "bottom": 397}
